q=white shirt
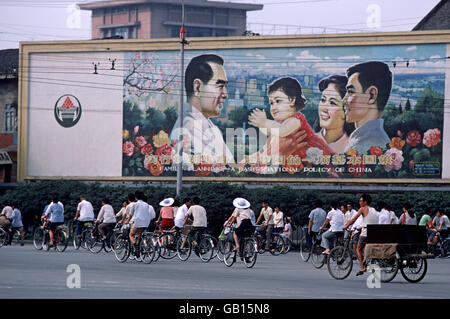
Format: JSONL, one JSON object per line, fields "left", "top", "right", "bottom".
{"left": 175, "top": 204, "right": 189, "bottom": 228}
{"left": 130, "top": 200, "right": 151, "bottom": 228}
{"left": 273, "top": 210, "right": 284, "bottom": 228}
{"left": 77, "top": 200, "right": 94, "bottom": 221}
{"left": 352, "top": 215, "right": 364, "bottom": 231}
{"left": 378, "top": 208, "right": 390, "bottom": 224}
{"left": 282, "top": 223, "right": 291, "bottom": 238}
{"left": 148, "top": 205, "right": 156, "bottom": 221}
{"left": 126, "top": 202, "right": 137, "bottom": 224}
{"left": 97, "top": 204, "right": 116, "bottom": 224}
{"left": 186, "top": 205, "right": 208, "bottom": 227}
{"left": 116, "top": 207, "right": 126, "bottom": 218}
{"left": 361, "top": 207, "right": 379, "bottom": 237}
{"left": 390, "top": 211, "right": 398, "bottom": 224}
{"left": 1, "top": 206, "right": 13, "bottom": 219}
{"left": 327, "top": 209, "right": 344, "bottom": 232}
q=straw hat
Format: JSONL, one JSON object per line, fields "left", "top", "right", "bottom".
{"left": 159, "top": 197, "right": 175, "bottom": 207}
{"left": 233, "top": 197, "right": 251, "bottom": 209}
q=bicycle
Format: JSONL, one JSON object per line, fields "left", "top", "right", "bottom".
{"left": 280, "top": 234, "right": 292, "bottom": 254}
{"left": 113, "top": 228, "right": 155, "bottom": 264}
{"left": 254, "top": 225, "right": 285, "bottom": 256}
{"left": 87, "top": 223, "right": 114, "bottom": 254}
{"left": 0, "top": 226, "right": 21, "bottom": 247}
{"left": 327, "top": 229, "right": 359, "bottom": 280}
{"left": 223, "top": 228, "right": 258, "bottom": 268}
{"left": 299, "top": 225, "right": 311, "bottom": 262}
{"left": 176, "top": 228, "right": 215, "bottom": 262}
{"left": 427, "top": 230, "right": 450, "bottom": 258}
{"left": 73, "top": 221, "right": 94, "bottom": 250}
{"left": 42, "top": 224, "right": 69, "bottom": 252}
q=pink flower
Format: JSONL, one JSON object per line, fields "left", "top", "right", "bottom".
{"left": 155, "top": 144, "right": 173, "bottom": 164}
{"left": 140, "top": 144, "right": 154, "bottom": 155}
{"left": 409, "top": 160, "right": 414, "bottom": 169}
{"left": 406, "top": 130, "right": 422, "bottom": 147}
{"left": 134, "top": 125, "right": 139, "bottom": 135}
{"left": 134, "top": 136, "right": 147, "bottom": 148}
{"left": 383, "top": 148, "right": 404, "bottom": 172}
{"left": 397, "top": 130, "right": 403, "bottom": 137}
{"left": 250, "top": 163, "right": 268, "bottom": 174}
{"left": 423, "top": 128, "right": 441, "bottom": 147}
{"left": 122, "top": 141, "right": 135, "bottom": 157}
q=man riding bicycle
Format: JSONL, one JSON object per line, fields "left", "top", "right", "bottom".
{"left": 44, "top": 196, "right": 64, "bottom": 248}
{"left": 183, "top": 197, "right": 207, "bottom": 248}
{"left": 74, "top": 196, "right": 95, "bottom": 240}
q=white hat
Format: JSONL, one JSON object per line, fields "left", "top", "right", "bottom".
{"left": 159, "top": 197, "right": 174, "bottom": 207}
{"left": 233, "top": 197, "right": 250, "bottom": 209}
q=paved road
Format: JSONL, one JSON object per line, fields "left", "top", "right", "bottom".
{"left": 0, "top": 244, "right": 449, "bottom": 299}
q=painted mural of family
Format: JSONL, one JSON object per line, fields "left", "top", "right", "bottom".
{"left": 169, "top": 54, "right": 392, "bottom": 167}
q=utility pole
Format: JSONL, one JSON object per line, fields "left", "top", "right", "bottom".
{"left": 176, "top": 0, "right": 187, "bottom": 196}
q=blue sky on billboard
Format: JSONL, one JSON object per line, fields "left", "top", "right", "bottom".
{"left": 0, "top": 0, "right": 441, "bottom": 50}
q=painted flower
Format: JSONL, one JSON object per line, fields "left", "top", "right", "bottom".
{"left": 249, "top": 163, "right": 268, "bottom": 175}
{"left": 345, "top": 149, "right": 359, "bottom": 156}
{"left": 122, "top": 129, "right": 130, "bottom": 140}
{"left": 409, "top": 160, "right": 415, "bottom": 169}
{"left": 389, "top": 137, "right": 405, "bottom": 150}
{"left": 153, "top": 130, "right": 171, "bottom": 148}
{"left": 348, "top": 162, "right": 365, "bottom": 177}
{"left": 135, "top": 136, "right": 147, "bottom": 148}
{"left": 406, "top": 130, "right": 422, "bottom": 147}
{"left": 122, "top": 141, "right": 134, "bottom": 157}
{"left": 134, "top": 125, "right": 140, "bottom": 135}
{"left": 140, "top": 144, "right": 154, "bottom": 155}
{"left": 383, "top": 148, "right": 404, "bottom": 172}
{"left": 305, "top": 147, "right": 323, "bottom": 165}
{"left": 194, "top": 164, "right": 212, "bottom": 177}
{"left": 397, "top": 130, "right": 403, "bottom": 137}
{"left": 148, "top": 161, "right": 164, "bottom": 176}
{"left": 423, "top": 128, "right": 441, "bottom": 147}
{"left": 369, "top": 146, "right": 383, "bottom": 157}
{"left": 283, "top": 162, "right": 304, "bottom": 175}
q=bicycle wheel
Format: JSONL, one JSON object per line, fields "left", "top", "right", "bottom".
{"left": 270, "top": 234, "right": 285, "bottom": 256}
{"left": 311, "top": 243, "right": 326, "bottom": 269}
{"left": 198, "top": 237, "right": 214, "bottom": 262}
{"left": 159, "top": 233, "right": 177, "bottom": 259}
{"left": 114, "top": 234, "right": 130, "bottom": 263}
{"left": 207, "top": 235, "right": 218, "bottom": 259}
{"left": 33, "top": 227, "right": 44, "bottom": 250}
{"left": 299, "top": 237, "right": 311, "bottom": 262}
{"left": 370, "top": 258, "right": 398, "bottom": 283}
{"left": 243, "top": 238, "right": 258, "bottom": 268}
{"left": 400, "top": 256, "right": 428, "bottom": 283}
{"left": 255, "top": 234, "right": 265, "bottom": 254}
{"left": 327, "top": 246, "right": 353, "bottom": 280}
{"left": 223, "top": 240, "right": 236, "bottom": 267}
{"left": 282, "top": 237, "right": 292, "bottom": 254}
{"left": 152, "top": 236, "right": 161, "bottom": 262}
{"left": 43, "top": 232, "right": 51, "bottom": 251}
{"left": 82, "top": 227, "right": 93, "bottom": 250}
{"left": 216, "top": 240, "right": 226, "bottom": 261}
{"left": 55, "top": 230, "right": 68, "bottom": 252}
{"left": 88, "top": 233, "right": 104, "bottom": 254}
{"left": 176, "top": 235, "right": 191, "bottom": 261}
{"left": 140, "top": 234, "right": 155, "bottom": 264}
{"left": 0, "top": 228, "right": 7, "bottom": 247}
{"left": 73, "top": 232, "right": 81, "bottom": 249}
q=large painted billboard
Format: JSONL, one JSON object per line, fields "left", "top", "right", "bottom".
{"left": 122, "top": 44, "right": 446, "bottom": 179}
{"left": 19, "top": 33, "right": 450, "bottom": 182}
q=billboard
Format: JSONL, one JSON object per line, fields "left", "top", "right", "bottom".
{"left": 19, "top": 32, "right": 450, "bottom": 182}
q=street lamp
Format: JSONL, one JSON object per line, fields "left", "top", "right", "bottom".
{"left": 176, "top": 0, "right": 187, "bottom": 196}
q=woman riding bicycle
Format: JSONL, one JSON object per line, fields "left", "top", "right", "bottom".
{"left": 224, "top": 198, "right": 255, "bottom": 253}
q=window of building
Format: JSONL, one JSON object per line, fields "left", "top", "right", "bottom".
{"left": 4, "top": 103, "right": 16, "bottom": 133}
{"left": 187, "top": 27, "right": 212, "bottom": 37}
{"left": 112, "top": 7, "right": 127, "bottom": 14}
{"left": 112, "top": 27, "right": 128, "bottom": 39}
{"left": 214, "top": 29, "right": 228, "bottom": 37}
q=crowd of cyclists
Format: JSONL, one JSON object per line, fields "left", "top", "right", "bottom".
{"left": 1, "top": 192, "right": 448, "bottom": 271}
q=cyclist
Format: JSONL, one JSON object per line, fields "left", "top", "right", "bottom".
{"left": 272, "top": 206, "right": 284, "bottom": 234}
{"left": 74, "top": 195, "right": 95, "bottom": 240}
{"left": 44, "top": 196, "right": 64, "bottom": 248}
{"left": 9, "top": 204, "right": 25, "bottom": 246}
{"left": 343, "top": 193, "right": 379, "bottom": 276}
{"left": 255, "top": 200, "right": 274, "bottom": 251}
{"left": 173, "top": 197, "right": 191, "bottom": 233}
{"left": 183, "top": 197, "right": 207, "bottom": 248}
{"left": 0, "top": 201, "right": 13, "bottom": 230}
{"left": 429, "top": 209, "right": 448, "bottom": 245}
{"left": 156, "top": 198, "right": 175, "bottom": 231}
{"left": 377, "top": 201, "right": 390, "bottom": 224}
{"left": 307, "top": 200, "right": 327, "bottom": 249}
{"left": 125, "top": 191, "right": 153, "bottom": 258}
{"left": 95, "top": 198, "right": 116, "bottom": 246}
{"left": 224, "top": 197, "right": 255, "bottom": 253}
{"left": 319, "top": 202, "right": 344, "bottom": 255}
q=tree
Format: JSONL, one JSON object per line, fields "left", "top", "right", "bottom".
{"left": 123, "top": 100, "right": 143, "bottom": 131}
{"left": 405, "top": 99, "right": 411, "bottom": 111}
{"left": 142, "top": 107, "right": 166, "bottom": 136}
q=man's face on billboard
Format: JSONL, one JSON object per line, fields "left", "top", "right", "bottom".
{"left": 197, "top": 62, "right": 228, "bottom": 118}
{"left": 343, "top": 72, "right": 370, "bottom": 123}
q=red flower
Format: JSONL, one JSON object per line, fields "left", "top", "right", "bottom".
{"left": 148, "top": 161, "right": 164, "bottom": 176}
{"left": 155, "top": 144, "right": 173, "bottom": 164}
{"left": 423, "top": 128, "right": 441, "bottom": 147}
{"left": 406, "top": 130, "right": 422, "bottom": 147}
{"left": 140, "top": 144, "right": 154, "bottom": 155}
{"left": 409, "top": 160, "right": 415, "bottom": 169}
{"left": 369, "top": 146, "right": 383, "bottom": 157}
{"left": 122, "top": 141, "right": 134, "bottom": 157}
{"left": 194, "top": 164, "right": 212, "bottom": 177}
{"left": 135, "top": 136, "right": 147, "bottom": 148}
